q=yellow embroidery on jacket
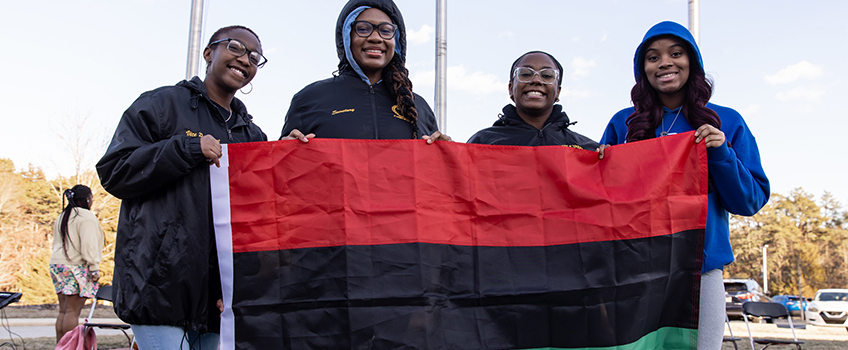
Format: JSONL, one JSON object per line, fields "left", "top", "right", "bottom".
{"left": 332, "top": 109, "right": 355, "bottom": 115}
{"left": 392, "top": 105, "right": 413, "bottom": 123}
{"left": 185, "top": 130, "right": 220, "bottom": 142}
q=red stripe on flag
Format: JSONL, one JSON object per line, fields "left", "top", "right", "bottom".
{"left": 224, "top": 132, "right": 707, "bottom": 253}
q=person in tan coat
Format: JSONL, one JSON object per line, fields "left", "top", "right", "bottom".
{"left": 49, "top": 184, "right": 104, "bottom": 341}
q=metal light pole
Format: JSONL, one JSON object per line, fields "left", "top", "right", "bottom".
{"left": 762, "top": 245, "right": 768, "bottom": 295}
{"left": 186, "top": 0, "right": 205, "bottom": 80}
{"left": 688, "top": 0, "right": 700, "bottom": 44}
{"left": 435, "top": 0, "right": 447, "bottom": 133}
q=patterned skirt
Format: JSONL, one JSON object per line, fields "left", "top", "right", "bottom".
{"left": 49, "top": 264, "right": 98, "bottom": 298}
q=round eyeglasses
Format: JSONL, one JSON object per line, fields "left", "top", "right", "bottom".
{"left": 513, "top": 67, "right": 559, "bottom": 85}
{"left": 208, "top": 38, "right": 267, "bottom": 68}
{"left": 352, "top": 21, "right": 397, "bottom": 40}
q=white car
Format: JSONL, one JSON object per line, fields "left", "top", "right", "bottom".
{"left": 805, "top": 288, "right": 848, "bottom": 331}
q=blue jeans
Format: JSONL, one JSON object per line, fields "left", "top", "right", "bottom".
{"left": 131, "top": 324, "right": 219, "bottom": 350}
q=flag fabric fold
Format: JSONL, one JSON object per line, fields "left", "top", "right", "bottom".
{"left": 211, "top": 132, "right": 707, "bottom": 349}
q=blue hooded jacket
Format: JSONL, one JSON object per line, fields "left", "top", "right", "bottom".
{"left": 600, "top": 21, "right": 770, "bottom": 273}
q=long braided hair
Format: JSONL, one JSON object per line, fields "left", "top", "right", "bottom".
{"left": 58, "top": 185, "right": 92, "bottom": 259}
{"left": 384, "top": 55, "right": 418, "bottom": 138}
{"left": 625, "top": 40, "right": 721, "bottom": 143}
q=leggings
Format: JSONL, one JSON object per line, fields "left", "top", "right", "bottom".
{"left": 698, "top": 268, "right": 725, "bottom": 349}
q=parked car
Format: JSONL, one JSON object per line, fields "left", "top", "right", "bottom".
{"left": 772, "top": 295, "right": 807, "bottom": 317}
{"left": 724, "top": 278, "right": 764, "bottom": 319}
{"left": 805, "top": 289, "right": 848, "bottom": 331}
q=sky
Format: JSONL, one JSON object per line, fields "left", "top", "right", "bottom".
{"left": 2, "top": 0, "right": 847, "bottom": 205}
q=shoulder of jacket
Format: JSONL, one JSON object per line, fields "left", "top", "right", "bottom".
{"left": 706, "top": 102, "right": 743, "bottom": 120}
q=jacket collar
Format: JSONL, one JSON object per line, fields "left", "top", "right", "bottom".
{"left": 495, "top": 104, "right": 571, "bottom": 129}
{"left": 179, "top": 76, "right": 252, "bottom": 125}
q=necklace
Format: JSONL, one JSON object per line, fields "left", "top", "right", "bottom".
{"left": 660, "top": 108, "right": 681, "bottom": 137}
{"left": 224, "top": 109, "right": 232, "bottom": 122}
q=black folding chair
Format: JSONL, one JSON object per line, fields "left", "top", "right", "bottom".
{"left": 742, "top": 302, "right": 803, "bottom": 350}
{"left": 723, "top": 313, "right": 741, "bottom": 350}
{"left": 84, "top": 285, "right": 133, "bottom": 348}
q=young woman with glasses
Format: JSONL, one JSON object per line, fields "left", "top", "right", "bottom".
{"left": 467, "top": 51, "right": 599, "bottom": 149}
{"left": 280, "top": 0, "right": 449, "bottom": 143}
{"left": 598, "top": 21, "right": 770, "bottom": 348}
{"left": 96, "top": 25, "right": 268, "bottom": 349}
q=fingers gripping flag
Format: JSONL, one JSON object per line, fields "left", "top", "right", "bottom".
{"left": 211, "top": 133, "right": 707, "bottom": 350}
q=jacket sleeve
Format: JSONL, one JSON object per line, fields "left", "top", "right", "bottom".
{"left": 413, "top": 93, "right": 439, "bottom": 137}
{"left": 600, "top": 111, "right": 628, "bottom": 146}
{"left": 280, "top": 93, "right": 303, "bottom": 140}
{"left": 78, "top": 211, "right": 104, "bottom": 272}
{"left": 96, "top": 93, "right": 206, "bottom": 199}
{"left": 706, "top": 110, "right": 770, "bottom": 216}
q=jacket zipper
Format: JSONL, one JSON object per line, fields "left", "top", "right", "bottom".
{"left": 369, "top": 85, "right": 379, "bottom": 139}
{"left": 538, "top": 123, "right": 554, "bottom": 138}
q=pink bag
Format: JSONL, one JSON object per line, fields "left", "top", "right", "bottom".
{"left": 55, "top": 324, "right": 97, "bottom": 350}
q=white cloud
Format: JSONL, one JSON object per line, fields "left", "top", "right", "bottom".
{"left": 406, "top": 25, "right": 434, "bottom": 45}
{"left": 600, "top": 33, "right": 608, "bottom": 42}
{"left": 738, "top": 104, "right": 761, "bottom": 117}
{"left": 497, "top": 31, "right": 514, "bottom": 39}
{"left": 775, "top": 86, "right": 824, "bottom": 102}
{"left": 411, "top": 65, "right": 504, "bottom": 96}
{"left": 764, "top": 61, "right": 824, "bottom": 85}
{"left": 571, "top": 57, "right": 596, "bottom": 80}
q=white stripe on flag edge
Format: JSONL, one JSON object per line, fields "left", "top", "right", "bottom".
{"left": 210, "top": 144, "right": 235, "bottom": 350}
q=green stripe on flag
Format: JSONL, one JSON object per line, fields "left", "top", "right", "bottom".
{"left": 522, "top": 327, "right": 697, "bottom": 350}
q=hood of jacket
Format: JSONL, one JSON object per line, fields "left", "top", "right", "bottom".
{"left": 633, "top": 21, "right": 704, "bottom": 82}
{"left": 177, "top": 76, "right": 252, "bottom": 124}
{"left": 335, "top": 0, "right": 407, "bottom": 83}
{"left": 494, "top": 104, "right": 571, "bottom": 128}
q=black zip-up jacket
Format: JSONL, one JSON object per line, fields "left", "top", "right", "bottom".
{"left": 280, "top": 0, "right": 438, "bottom": 140}
{"left": 96, "top": 77, "right": 267, "bottom": 332}
{"left": 467, "top": 104, "right": 600, "bottom": 150}
{"left": 280, "top": 72, "right": 438, "bottom": 139}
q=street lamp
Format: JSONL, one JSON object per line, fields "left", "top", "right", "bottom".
{"left": 762, "top": 244, "right": 768, "bottom": 295}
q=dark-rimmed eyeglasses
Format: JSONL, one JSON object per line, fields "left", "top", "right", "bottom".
{"left": 513, "top": 67, "right": 559, "bottom": 84}
{"left": 352, "top": 21, "right": 397, "bottom": 40}
{"left": 209, "top": 38, "right": 267, "bottom": 68}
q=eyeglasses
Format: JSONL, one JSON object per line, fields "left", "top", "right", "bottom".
{"left": 352, "top": 21, "right": 398, "bottom": 40}
{"left": 208, "top": 38, "right": 267, "bottom": 68}
{"left": 513, "top": 67, "right": 559, "bottom": 84}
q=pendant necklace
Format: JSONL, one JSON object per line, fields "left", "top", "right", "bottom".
{"left": 660, "top": 108, "right": 681, "bottom": 137}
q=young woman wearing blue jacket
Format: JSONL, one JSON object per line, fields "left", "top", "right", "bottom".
{"left": 599, "top": 21, "right": 770, "bottom": 348}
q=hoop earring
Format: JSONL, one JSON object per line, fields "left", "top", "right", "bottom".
{"left": 240, "top": 82, "right": 253, "bottom": 95}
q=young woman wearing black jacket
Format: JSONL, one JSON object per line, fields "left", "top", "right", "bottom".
{"left": 280, "top": 0, "right": 449, "bottom": 144}
{"left": 467, "top": 51, "right": 599, "bottom": 150}
{"left": 96, "top": 25, "right": 267, "bottom": 349}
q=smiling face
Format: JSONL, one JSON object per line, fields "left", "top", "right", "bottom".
{"left": 204, "top": 28, "right": 261, "bottom": 94}
{"left": 509, "top": 52, "right": 562, "bottom": 121}
{"left": 643, "top": 36, "right": 690, "bottom": 107}
{"left": 350, "top": 8, "right": 395, "bottom": 83}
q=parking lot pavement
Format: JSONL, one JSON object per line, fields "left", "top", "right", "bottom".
{"left": 725, "top": 319, "right": 848, "bottom": 341}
